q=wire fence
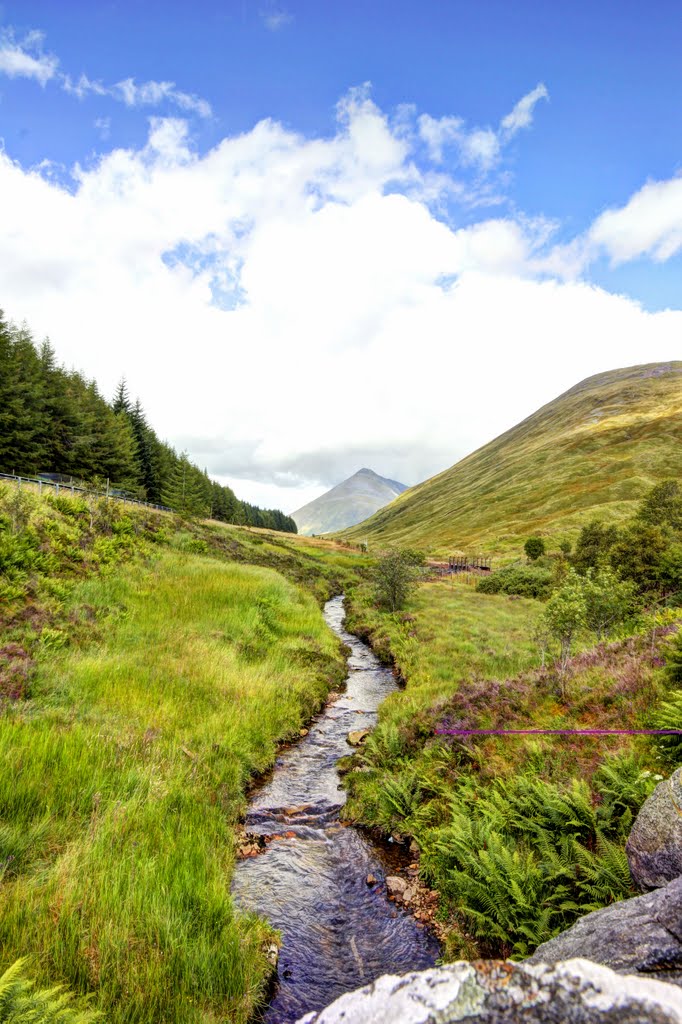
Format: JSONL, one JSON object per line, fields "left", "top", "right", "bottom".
{"left": 0, "top": 472, "right": 172, "bottom": 513}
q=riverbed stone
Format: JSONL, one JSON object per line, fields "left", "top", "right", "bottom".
{"left": 296, "top": 958, "right": 682, "bottom": 1023}
{"left": 627, "top": 768, "right": 682, "bottom": 889}
{"left": 385, "top": 876, "right": 407, "bottom": 897}
{"left": 347, "top": 728, "right": 371, "bottom": 746}
{"left": 527, "top": 875, "right": 682, "bottom": 984}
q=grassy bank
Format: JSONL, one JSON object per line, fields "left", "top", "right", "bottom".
{"left": 0, "top": 486, "right": 360, "bottom": 1021}
{"left": 343, "top": 575, "right": 677, "bottom": 958}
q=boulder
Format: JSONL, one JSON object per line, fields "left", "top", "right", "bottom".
{"left": 527, "top": 876, "right": 682, "bottom": 985}
{"left": 385, "top": 876, "right": 407, "bottom": 897}
{"left": 347, "top": 729, "right": 371, "bottom": 746}
{"left": 296, "top": 958, "right": 682, "bottom": 1023}
{"left": 627, "top": 768, "right": 682, "bottom": 889}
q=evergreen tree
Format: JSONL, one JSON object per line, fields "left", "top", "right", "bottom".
{"left": 112, "top": 378, "right": 132, "bottom": 415}
{"left": 0, "top": 317, "right": 48, "bottom": 474}
{"left": 162, "top": 452, "right": 209, "bottom": 518}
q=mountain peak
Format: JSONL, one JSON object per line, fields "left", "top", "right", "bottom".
{"left": 292, "top": 468, "right": 408, "bottom": 536}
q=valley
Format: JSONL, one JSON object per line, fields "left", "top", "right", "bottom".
{"left": 0, "top": 358, "right": 681, "bottom": 1023}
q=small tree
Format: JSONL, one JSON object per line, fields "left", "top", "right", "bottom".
{"left": 582, "top": 567, "right": 638, "bottom": 642}
{"left": 524, "top": 536, "right": 545, "bottom": 561}
{"left": 542, "top": 570, "right": 587, "bottom": 678}
{"left": 637, "top": 479, "right": 682, "bottom": 531}
{"left": 373, "top": 550, "right": 421, "bottom": 612}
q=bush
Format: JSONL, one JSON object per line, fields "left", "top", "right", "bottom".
{"left": 524, "top": 537, "right": 545, "bottom": 561}
{"left": 476, "top": 563, "right": 553, "bottom": 599}
{"left": 373, "top": 550, "right": 421, "bottom": 611}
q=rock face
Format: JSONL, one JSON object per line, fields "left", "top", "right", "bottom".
{"left": 627, "top": 768, "right": 682, "bottom": 890}
{"left": 527, "top": 876, "right": 682, "bottom": 985}
{"left": 296, "top": 958, "right": 682, "bottom": 1023}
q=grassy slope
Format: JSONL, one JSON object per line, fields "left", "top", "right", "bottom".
{"left": 343, "top": 577, "right": 678, "bottom": 956}
{"left": 342, "top": 362, "right": 682, "bottom": 556}
{"left": 0, "top": 486, "right": 369, "bottom": 1022}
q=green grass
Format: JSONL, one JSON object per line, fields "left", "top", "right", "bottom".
{"left": 341, "top": 362, "right": 682, "bottom": 556}
{"left": 0, "top": 490, "right": 354, "bottom": 1022}
{"left": 342, "top": 575, "right": 678, "bottom": 958}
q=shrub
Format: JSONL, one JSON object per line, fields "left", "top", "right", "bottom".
{"left": 524, "top": 537, "right": 545, "bottom": 561}
{"left": 373, "top": 550, "right": 421, "bottom": 611}
{"left": 476, "top": 563, "right": 552, "bottom": 599}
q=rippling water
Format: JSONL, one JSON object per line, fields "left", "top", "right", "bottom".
{"left": 231, "top": 595, "right": 439, "bottom": 1022}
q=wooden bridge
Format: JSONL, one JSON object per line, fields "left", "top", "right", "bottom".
{"left": 448, "top": 554, "right": 492, "bottom": 573}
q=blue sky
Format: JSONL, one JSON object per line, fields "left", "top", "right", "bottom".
{"left": 0, "top": 1, "right": 680, "bottom": 510}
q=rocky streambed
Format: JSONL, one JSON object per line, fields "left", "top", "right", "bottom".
{"left": 231, "top": 595, "right": 439, "bottom": 1023}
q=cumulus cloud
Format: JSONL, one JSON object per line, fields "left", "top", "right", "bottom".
{"left": 0, "top": 28, "right": 58, "bottom": 85}
{"left": 0, "top": 86, "right": 679, "bottom": 511}
{"left": 589, "top": 175, "right": 682, "bottom": 264}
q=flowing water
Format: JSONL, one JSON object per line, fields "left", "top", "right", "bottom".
{"left": 231, "top": 595, "right": 439, "bottom": 1023}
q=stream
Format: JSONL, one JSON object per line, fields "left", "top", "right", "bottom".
{"left": 231, "top": 594, "right": 439, "bottom": 1022}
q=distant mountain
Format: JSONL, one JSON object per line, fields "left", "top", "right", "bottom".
{"left": 341, "top": 362, "right": 682, "bottom": 555}
{"left": 291, "top": 468, "right": 408, "bottom": 536}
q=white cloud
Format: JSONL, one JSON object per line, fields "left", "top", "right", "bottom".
{"left": 0, "top": 28, "right": 58, "bottom": 85}
{"left": 0, "top": 23, "right": 211, "bottom": 118}
{"left": 0, "top": 87, "right": 678, "bottom": 512}
{"left": 417, "top": 114, "right": 463, "bottom": 162}
{"left": 500, "top": 82, "right": 549, "bottom": 137}
{"left": 260, "top": 6, "right": 294, "bottom": 31}
{"left": 418, "top": 83, "right": 547, "bottom": 172}
{"left": 94, "top": 116, "right": 111, "bottom": 141}
{"left": 63, "top": 71, "right": 212, "bottom": 118}
{"left": 589, "top": 175, "right": 682, "bottom": 264}
{"left": 112, "top": 78, "right": 212, "bottom": 118}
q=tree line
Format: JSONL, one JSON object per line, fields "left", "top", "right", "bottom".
{"left": 0, "top": 311, "right": 297, "bottom": 532}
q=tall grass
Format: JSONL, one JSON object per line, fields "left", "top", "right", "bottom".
{"left": 0, "top": 551, "right": 346, "bottom": 1022}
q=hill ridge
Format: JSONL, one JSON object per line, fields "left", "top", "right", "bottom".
{"left": 341, "top": 362, "right": 682, "bottom": 555}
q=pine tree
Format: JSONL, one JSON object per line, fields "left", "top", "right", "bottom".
{"left": 0, "top": 317, "right": 48, "bottom": 475}
{"left": 112, "top": 377, "right": 131, "bottom": 415}
{"left": 162, "top": 452, "right": 209, "bottom": 518}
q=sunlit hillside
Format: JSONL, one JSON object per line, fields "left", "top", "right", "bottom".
{"left": 341, "top": 362, "right": 682, "bottom": 556}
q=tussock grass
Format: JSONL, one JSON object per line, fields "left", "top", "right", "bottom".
{"left": 342, "top": 362, "right": 682, "bottom": 555}
{"left": 0, "top": 550, "right": 346, "bottom": 1022}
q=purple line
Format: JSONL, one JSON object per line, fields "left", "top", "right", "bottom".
{"left": 435, "top": 728, "right": 682, "bottom": 736}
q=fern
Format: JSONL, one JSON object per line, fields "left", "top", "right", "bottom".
{"left": 422, "top": 770, "right": 641, "bottom": 958}
{"left": 0, "top": 959, "right": 102, "bottom": 1023}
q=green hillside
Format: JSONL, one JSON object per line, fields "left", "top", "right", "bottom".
{"left": 342, "top": 362, "right": 682, "bottom": 555}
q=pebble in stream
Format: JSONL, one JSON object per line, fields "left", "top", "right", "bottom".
{"left": 231, "top": 595, "right": 439, "bottom": 1023}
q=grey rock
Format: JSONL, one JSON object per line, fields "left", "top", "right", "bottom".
{"left": 527, "top": 876, "right": 682, "bottom": 985}
{"left": 296, "top": 958, "right": 682, "bottom": 1023}
{"left": 347, "top": 728, "right": 371, "bottom": 746}
{"left": 385, "top": 875, "right": 407, "bottom": 897}
{"left": 627, "top": 768, "right": 682, "bottom": 889}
